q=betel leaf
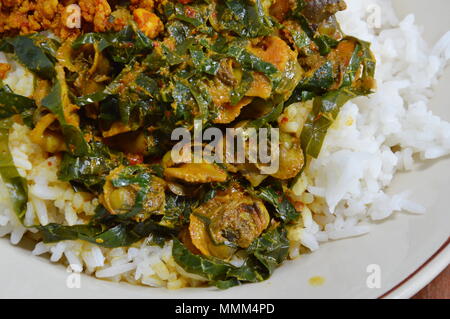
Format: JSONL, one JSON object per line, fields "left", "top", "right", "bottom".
{"left": 38, "top": 223, "right": 127, "bottom": 247}
{"left": 0, "top": 87, "right": 36, "bottom": 126}
{"left": 72, "top": 33, "right": 112, "bottom": 51}
{"left": 166, "top": 2, "right": 213, "bottom": 35}
{"left": 104, "top": 65, "right": 161, "bottom": 128}
{"left": 289, "top": 26, "right": 311, "bottom": 50}
{"left": 315, "top": 35, "right": 340, "bottom": 56}
{"left": 184, "top": 78, "right": 212, "bottom": 122}
{"left": 143, "top": 47, "right": 168, "bottom": 71}
{"left": 217, "top": 227, "right": 289, "bottom": 287}
{"left": 73, "top": 91, "right": 109, "bottom": 107}
{"left": 38, "top": 208, "right": 178, "bottom": 248}
{"left": 230, "top": 70, "right": 253, "bottom": 106}
{"left": 301, "top": 88, "right": 357, "bottom": 158}
{"left": 1, "top": 36, "right": 55, "bottom": 79}
{"left": 339, "top": 39, "right": 374, "bottom": 90}
{"left": 257, "top": 184, "right": 299, "bottom": 222}
{"left": 172, "top": 226, "right": 289, "bottom": 289}
{"left": 0, "top": 119, "right": 28, "bottom": 222}
{"left": 171, "top": 79, "right": 197, "bottom": 123}
{"left": 299, "top": 60, "right": 334, "bottom": 93}
{"left": 72, "top": 24, "right": 153, "bottom": 64}
{"left": 226, "top": 43, "right": 280, "bottom": 83}
{"left": 31, "top": 34, "right": 61, "bottom": 62}
{"left": 294, "top": 11, "right": 340, "bottom": 56}
{"left": 216, "top": 0, "right": 275, "bottom": 38}
{"left": 58, "top": 141, "right": 123, "bottom": 193}
{"left": 161, "top": 44, "right": 184, "bottom": 66}
{"left": 109, "top": 24, "right": 153, "bottom": 64}
{"left": 189, "top": 48, "right": 220, "bottom": 76}
{"left": 246, "top": 225, "right": 290, "bottom": 274}
{"left": 166, "top": 20, "right": 191, "bottom": 45}
{"left": 245, "top": 98, "right": 284, "bottom": 129}
{"left": 299, "top": 39, "right": 376, "bottom": 158}
{"left": 172, "top": 239, "right": 233, "bottom": 281}
{"left": 40, "top": 78, "right": 66, "bottom": 118}
{"left": 160, "top": 193, "right": 197, "bottom": 228}
{"left": 285, "top": 85, "right": 316, "bottom": 106}
{"left": 350, "top": 38, "right": 376, "bottom": 92}
{"left": 41, "top": 76, "right": 89, "bottom": 156}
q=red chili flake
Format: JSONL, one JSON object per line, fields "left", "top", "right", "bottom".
{"left": 153, "top": 41, "right": 160, "bottom": 48}
{"left": 48, "top": 161, "right": 52, "bottom": 167}
{"left": 185, "top": 6, "right": 196, "bottom": 18}
{"left": 294, "top": 201, "right": 304, "bottom": 212}
{"left": 281, "top": 117, "right": 289, "bottom": 124}
{"left": 127, "top": 153, "right": 144, "bottom": 165}
{"left": 179, "top": 0, "right": 193, "bottom": 5}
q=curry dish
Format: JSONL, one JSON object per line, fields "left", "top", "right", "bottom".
{"left": 0, "top": 0, "right": 375, "bottom": 288}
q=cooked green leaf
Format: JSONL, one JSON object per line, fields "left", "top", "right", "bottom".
{"left": 301, "top": 88, "right": 357, "bottom": 158}
{"left": 190, "top": 48, "right": 220, "bottom": 76}
{"left": 1, "top": 36, "right": 55, "bottom": 79}
{"left": 160, "top": 193, "right": 196, "bottom": 228}
{"left": 41, "top": 78, "right": 89, "bottom": 156}
{"left": 299, "top": 38, "right": 376, "bottom": 158}
{"left": 0, "top": 119, "right": 28, "bottom": 221}
{"left": 165, "top": 2, "right": 213, "bottom": 35}
{"left": 246, "top": 99, "right": 284, "bottom": 129}
{"left": 172, "top": 239, "right": 233, "bottom": 281}
{"left": 58, "top": 142, "right": 123, "bottom": 193}
{"left": 230, "top": 70, "right": 253, "bottom": 106}
{"left": 173, "top": 226, "right": 289, "bottom": 289}
{"left": 226, "top": 43, "right": 280, "bottom": 82}
{"left": 216, "top": 0, "right": 275, "bottom": 38}
{"left": 73, "top": 91, "right": 109, "bottom": 107}
{"left": 299, "top": 60, "right": 334, "bottom": 93}
{"left": 38, "top": 209, "right": 178, "bottom": 248}
{"left": 0, "top": 87, "right": 36, "bottom": 126}
{"left": 257, "top": 184, "right": 299, "bottom": 222}
{"left": 246, "top": 226, "right": 290, "bottom": 274}
{"left": 72, "top": 24, "right": 153, "bottom": 64}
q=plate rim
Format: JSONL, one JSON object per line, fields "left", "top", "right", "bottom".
{"left": 379, "top": 237, "right": 450, "bottom": 299}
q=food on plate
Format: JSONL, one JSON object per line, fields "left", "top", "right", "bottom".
{"left": 0, "top": 0, "right": 449, "bottom": 289}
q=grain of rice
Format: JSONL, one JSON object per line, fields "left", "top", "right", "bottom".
{"left": 95, "top": 262, "right": 136, "bottom": 278}
{"left": 50, "top": 242, "right": 67, "bottom": 262}
{"left": 31, "top": 196, "right": 49, "bottom": 226}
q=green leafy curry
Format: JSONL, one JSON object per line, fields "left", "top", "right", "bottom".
{"left": 0, "top": 0, "right": 375, "bottom": 288}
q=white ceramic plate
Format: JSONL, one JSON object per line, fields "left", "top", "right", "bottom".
{"left": 1, "top": 0, "right": 449, "bottom": 299}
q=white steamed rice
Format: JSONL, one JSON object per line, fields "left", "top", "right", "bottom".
{"left": 1, "top": 0, "right": 450, "bottom": 288}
